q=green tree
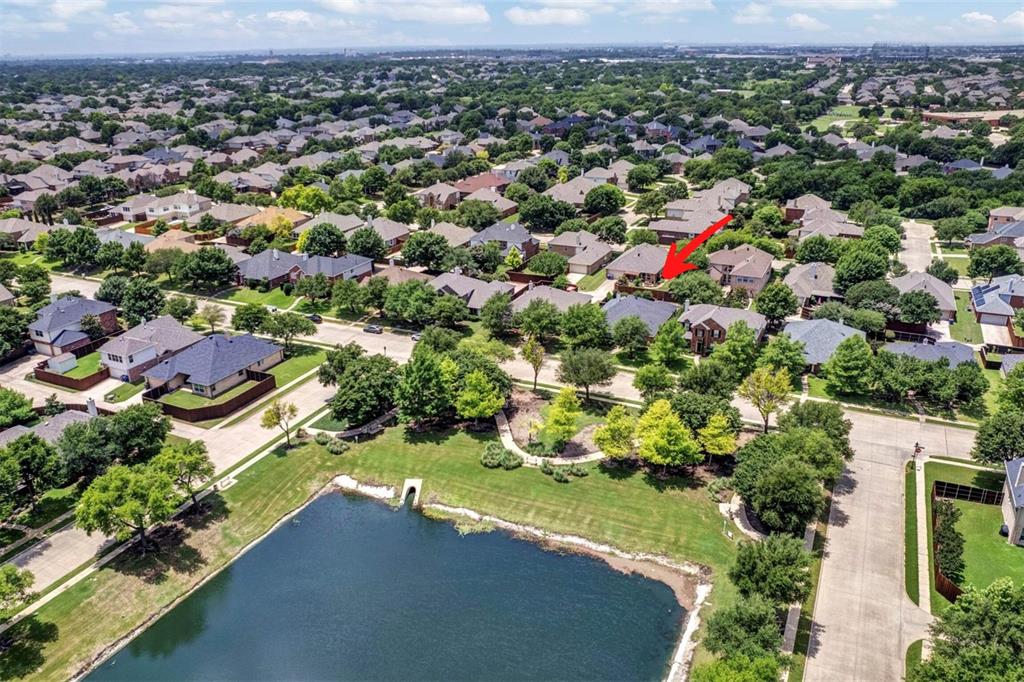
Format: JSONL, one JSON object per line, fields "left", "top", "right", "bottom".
{"left": 260, "top": 400, "right": 299, "bottom": 447}
{"left": 521, "top": 335, "right": 545, "bottom": 390}
{"left": 401, "top": 231, "right": 450, "bottom": 270}
{"left": 626, "top": 164, "right": 658, "bottom": 192}
{"left": 17, "top": 263, "right": 51, "bottom": 306}
{"left": 384, "top": 279, "right": 436, "bottom": 325}
{"left": 527, "top": 251, "right": 569, "bottom": 277}
{"left": 898, "top": 290, "right": 941, "bottom": 325}
{"left": 834, "top": 250, "right": 889, "bottom": 292}
{"left": 75, "top": 464, "right": 177, "bottom": 552}
{"left": 455, "top": 369, "right": 504, "bottom": 424}
{"left": 710, "top": 321, "right": 760, "bottom": 379}
{"left": 823, "top": 335, "right": 873, "bottom": 395}
{"left": 96, "top": 274, "right": 129, "bottom": 306}
{"left": 626, "top": 228, "right": 658, "bottom": 246}
{"left": 295, "top": 272, "right": 332, "bottom": 303}
{"left": 738, "top": 366, "right": 793, "bottom": 433}
{"left": 702, "top": 595, "right": 783, "bottom": 660}
{"left": 347, "top": 227, "right": 387, "bottom": 261}
{"left": 635, "top": 399, "right": 701, "bottom": 470}
{"left": 544, "top": 387, "right": 582, "bottom": 451}
{"left": 691, "top": 655, "right": 779, "bottom": 682}
{"left": 698, "top": 413, "right": 737, "bottom": 457}
{"left": 0, "top": 564, "right": 34, "bottom": 613}
{"left": 635, "top": 191, "right": 667, "bottom": 220}
{"left": 972, "top": 408, "right": 1024, "bottom": 463}
{"left": 583, "top": 184, "right": 626, "bottom": 216}
{"left": 968, "top": 245, "right": 1022, "bottom": 279}
{"left": 151, "top": 440, "right": 214, "bottom": 509}
{"left": 480, "top": 293, "right": 514, "bottom": 337}
{"left": 756, "top": 333, "right": 806, "bottom": 389}
{"left": 96, "top": 241, "right": 124, "bottom": 272}
{"left": 514, "top": 298, "right": 561, "bottom": 342}
{"left": 455, "top": 200, "right": 502, "bottom": 231}
{"left": 778, "top": 400, "right": 854, "bottom": 460}
{"left": 729, "top": 535, "right": 813, "bottom": 605}
{"left": 173, "top": 246, "right": 236, "bottom": 290}
{"left": 303, "top": 222, "right": 347, "bottom": 257}
{"left": 120, "top": 277, "right": 165, "bottom": 326}
{"left": 751, "top": 457, "right": 822, "bottom": 535}
{"left": 1000, "top": 364, "right": 1024, "bottom": 412}
{"left": 162, "top": 295, "right": 197, "bottom": 323}
{"left": 668, "top": 271, "right": 724, "bottom": 305}
{"left": 2, "top": 434, "right": 60, "bottom": 511}
{"left": 231, "top": 303, "right": 270, "bottom": 334}
{"left": 260, "top": 312, "right": 316, "bottom": 353}
{"left": 195, "top": 303, "right": 225, "bottom": 333}
{"left": 593, "top": 405, "right": 636, "bottom": 460}
{"left": 395, "top": 351, "right": 453, "bottom": 424}
{"left": 329, "top": 354, "right": 398, "bottom": 425}
{"left": 612, "top": 315, "right": 650, "bottom": 358}
{"left": 560, "top": 303, "right": 611, "bottom": 349}
{"left": 650, "top": 319, "right": 688, "bottom": 366}
{"left": 0, "top": 307, "right": 26, "bottom": 362}
{"left": 633, "top": 363, "right": 674, "bottom": 402}
{"left": 557, "top": 347, "right": 615, "bottom": 400}
{"left": 331, "top": 277, "right": 366, "bottom": 316}
{"left": 753, "top": 282, "right": 798, "bottom": 328}
{"left": 0, "top": 388, "right": 34, "bottom": 428}
{"left": 518, "top": 195, "right": 577, "bottom": 233}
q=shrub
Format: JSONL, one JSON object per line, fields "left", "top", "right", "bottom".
{"left": 314, "top": 432, "right": 332, "bottom": 446}
{"left": 552, "top": 468, "right": 570, "bottom": 483}
{"left": 934, "top": 499, "right": 965, "bottom": 583}
{"left": 526, "top": 442, "right": 557, "bottom": 457}
{"left": 567, "top": 464, "right": 588, "bottom": 477}
{"left": 281, "top": 282, "right": 294, "bottom": 295}
{"left": 326, "top": 439, "right": 349, "bottom": 455}
{"left": 540, "top": 460, "right": 554, "bottom": 476}
{"left": 480, "top": 442, "right": 506, "bottom": 468}
{"left": 500, "top": 450, "right": 524, "bottom": 470}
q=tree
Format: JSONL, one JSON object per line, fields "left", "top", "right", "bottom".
{"left": 96, "top": 241, "right": 124, "bottom": 272}
{"left": 560, "top": 303, "right": 611, "bottom": 349}
{"left": 778, "top": 400, "right": 854, "bottom": 460}
{"left": 635, "top": 191, "right": 667, "bottom": 220}
{"left": 75, "top": 464, "right": 177, "bottom": 553}
{"left": 968, "top": 245, "right": 1022, "bottom": 279}
{"left": 0, "top": 388, "right": 34, "bottom": 428}
{"left": 751, "top": 458, "right": 823, "bottom": 535}
{"left": 753, "top": 282, "right": 798, "bottom": 328}
{"left": 650, "top": 319, "right": 688, "bottom": 366}
{"left": 348, "top": 227, "right": 387, "bottom": 261}
{"left": 401, "top": 231, "right": 450, "bottom": 270}
{"left": 529, "top": 251, "right": 569, "bottom": 278}
{"left": 455, "top": 200, "right": 502, "bottom": 231}
{"left": 910, "top": 578, "right": 1024, "bottom": 682}
{"left": 519, "top": 195, "right": 577, "bottom": 233}
{"left": 384, "top": 280, "right": 436, "bottom": 325}
{"left": 635, "top": 399, "right": 701, "bottom": 470}
{"left": 521, "top": 335, "right": 545, "bottom": 390}
{"left": 431, "top": 294, "right": 470, "bottom": 328}
{"left": 120, "top": 277, "right": 165, "bottom": 326}
{"left": 834, "top": 250, "right": 889, "bottom": 292}
{"left": 162, "top": 295, "right": 197, "bottom": 323}
{"left": 173, "top": 246, "right": 236, "bottom": 290}
{"left": 329, "top": 354, "right": 398, "bottom": 425}
{"left": 972, "top": 408, "right": 1024, "bottom": 463}
{"left": 152, "top": 440, "right": 214, "bottom": 509}
{"left": 898, "top": 290, "right": 941, "bottom": 325}
{"left": 702, "top": 595, "right": 783, "bottom": 660}
{"left": 105, "top": 402, "right": 172, "bottom": 464}
{"left": 626, "top": 228, "right": 658, "bottom": 246}
{"left": 823, "top": 335, "right": 873, "bottom": 396}
{"left": 395, "top": 351, "right": 453, "bottom": 424}
{"left": 455, "top": 370, "right": 504, "bottom": 424}
{"left": 364, "top": 275, "right": 389, "bottom": 314}
{"left": 480, "top": 293, "right": 514, "bottom": 337}
{"left": 633, "top": 363, "right": 674, "bottom": 402}
{"left": 557, "top": 347, "right": 615, "bottom": 400}
{"left": 261, "top": 400, "right": 299, "bottom": 447}
{"left": 698, "top": 413, "right": 737, "bottom": 457}
{"left": 934, "top": 215, "right": 974, "bottom": 246}
{"left": 1000, "top": 364, "right": 1024, "bottom": 412}
{"left": 593, "top": 405, "right": 636, "bottom": 459}
{"left": 612, "top": 315, "right": 650, "bottom": 358}
{"left": 295, "top": 272, "right": 332, "bottom": 303}
{"left": 0, "top": 564, "right": 34, "bottom": 614}
{"left": 195, "top": 303, "right": 225, "bottom": 333}
{"left": 96, "top": 274, "right": 129, "bottom": 306}
{"left": 926, "top": 259, "right": 960, "bottom": 286}
{"left": 729, "top": 535, "right": 813, "bottom": 605}
{"left": 0, "top": 307, "right": 26, "bottom": 359}
{"left": 17, "top": 264, "right": 50, "bottom": 306}
{"left": 626, "top": 164, "right": 658, "bottom": 192}
{"left": 261, "top": 312, "right": 316, "bottom": 353}
{"left": 2, "top": 434, "right": 60, "bottom": 511}
{"left": 691, "top": 655, "right": 779, "bottom": 682}
{"left": 328, "top": 277, "right": 364, "bottom": 316}
{"left": 514, "top": 298, "right": 561, "bottom": 342}
{"left": 710, "top": 321, "right": 760, "bottom": 379}
{"left": 863, "top": 224, "right": 901, "bottom": 254}
{"left": 303, "top": 222, "right": 347, "bottom": 257}
{"left": 544, "top": 387, "right": 581, "bottom": 451}
{"left": 845, "top": 279, "right": 899, "bottom": 315}
{"left": 504, "top": 246, "right": 522, "bottom": 270}
{"left": 738, "top": 366, "right": 793, "bottom": 433}
{"left": 64, "top": 227, "right": 101, "bottom": 270}
{"left": 668, "top": 271, "right": 723, "bottom": 305}
{"left": 231, "top": 303, "right": 270, "bottom": 334}
{"left": 583, "top": 184, "right": 626, "bottom": 216}
{"left": 756, "top": 334, "right": 806, "bottom": 389}
{"left": 79, "top": 313, "right": 105, "bottom": 340}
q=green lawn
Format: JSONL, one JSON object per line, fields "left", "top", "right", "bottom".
{"left": 575, "top": 269, "right": 608, "bottom": 292}
{"left": 906, "top": 640, "right": 923, "bottom": 679}
{"left": 268, "top": 346, "right": 327, "bottom": 386}
{"left": 955, "top": 499, "right": 1024, "bottom": 591}
{"left": 0, "top": 251, "right": 63, "bottom": 271}
{"left": 220, "top": 286, "right": 297, "bottom": 309}
{"left": 62, "top": 352, "right": 102, "bottom": 380}
{"left": 950, "top": 291, "right": 983, "bottom": 345}
{"left": 807, "top": 377, "right": 915, "bottom": 416}
{"left": 944, "top": 257, "right": 971, "bottom": 277}
{"left": 4, "top": 426, "right": 739, "bottom": 680}
{"left": 105, "top": 381, "right": 145, "bottom": 403}
{"left": 15, "top": 485, "right": 79, "bottom": 529}
{"left": 905, "top": 462, "right": 919, "bottom": 605}
{"left": 310, "top": 414, "right": 349, "bottom": 432}
{"left": 614, "top": 350, "right": 693, "bottom": 374}
{"left": 159, "top": 380, "right": 260, "bottom": 409}
{"left": 939, "top": 245, "right": 969, "bottom": 256}
{"left": 924, "top": 461, "right": 1006, "bottom": 614}
{"left": 982, "top": 368, "right": 1003, "bottom": 416}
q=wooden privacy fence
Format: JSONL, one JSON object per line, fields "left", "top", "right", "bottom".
{"left": 930, "top": 480, "right": 1004, "bottom": 603}
{"left": 143, "top": 370, "right": 275, "bottom": 423}
{"left": 32, "top": 331, "right": 123, "bottom": 391}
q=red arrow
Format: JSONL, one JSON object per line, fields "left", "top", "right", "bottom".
{"left": 661, "top": 214, "right": 733, "bottom": 280}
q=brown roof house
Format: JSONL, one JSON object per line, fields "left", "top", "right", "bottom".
{"left": 548, "top": 230, "right": 613, "bottom": 275}
{"left": 708, "top": 244, "right": 774, "bottom": 295}
{"left": 428, "top": 221, "right": 475, "bottom": 249}
{"left": 463, "top": 188, "right": 517, "bottom": 218}
{"left": 606, "top": 244, "right": 667, "bottom": 285}
{"left": 891, "top": 271, "right": 956, "bottom": 322}
{"left": 511, "top": 284, "right": 591, "bottom": 313}
{"left": 783, "top": 262, "right": 840, "bottom": 308}
{"left": 543, "top": 176, "right": 602, "bottom": 210}
{"left": 429, "top": 272, "right": 514, "bottom": 314}
{"left": 679, "top": 304, "right": 767, "bottom": 355}
{"left": 415, "top": 182, "right": 461, "bottom": 210}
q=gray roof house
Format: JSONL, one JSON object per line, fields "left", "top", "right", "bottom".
{"left": 99, "top": 315, "right": 203, "bottom": 382}
{"left": 783, "top": 262, "right": 839, "bottom": 307}
{"left": 143, "top": 333, "right": 284, "bottom": 399}
{"left": 511, "top": 285, "right": 591, "bottom": 313}
{"left": 470, "top": 222, "right": 539, "bottom": 259}
{"left": 602, "top": 295, "right": 679, "bottom": 336}
{"left": 0, "top": 283, "right": 15, "bottom": 306}
{"left": 428, "top": 272, "right": 514, "bottom": 313}
{"left": 95, "top": 226, "right": 153, "bottom": 248}
{"left": 884, "top": 340, "right": 976, "bottom": 366}
{"left": 1001, "top": 457, "right": 1024, "bottom": 546}
{"left": 0, "top": 410, "right": 93, "bottom": 448}
{"left": 606, "top": 244, "right": 668, "bottom": 284}
{"left": 236, "top": 249, "right": 373, "bottom": 286}
{"left": 891, "top": 271, "right": 956, "bottom": 321}
{"left": 783, "top": 319, "right": 865, "bottom": 369}
{"left": 1002, "top": 354, "right": 1024, "bottom": 377}
{"left": 970, "top": 275, "right": 1024, "bottom": 325}
{"left": 967, "top": 221, "right": 1024, "bottom": 247}
{"left": 296, "top": 211, "right": 365, "bottom": 236}
{"left": 28, "top": 296, "right": 118, "bottom": 356}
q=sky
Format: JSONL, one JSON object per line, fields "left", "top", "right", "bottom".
{"left": 1, "top": 0, "right": 1022, "bottom": 57}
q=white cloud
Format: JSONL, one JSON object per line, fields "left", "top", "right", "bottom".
{"left": 142, "top": 4, "right": 235, "bottom": 29}
{"left": 1005, "top": 10, "right": 1024, "bottom": 29}
{"left": 317, "top": 0, "right": 490, "bottom": 25}
{"left": 733, "top": 2, "right": 773, "bottom": 24}
{"left": 622, "top": 0, "right": 715, "bottom": 15}
{"left": 505, "top": 6, "right": 589, "bottom": 25}
{"left": 52, "top": 0, "right": 105, "bottom": 19}
{"left": 266, "top": 9, "right": 318, "bottom": 28}
{"left": 108, "top": 11, "right": 140, "bottom": 34}
{"left": 776, "top": 0, "right": 896, "bottom": 9}
{"left": 961, "top": 11, "right": 997, "bottom": 28}
{"left": 786, "top": 12, "right": 828, "bottom": 30}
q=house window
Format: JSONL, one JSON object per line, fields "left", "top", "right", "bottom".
{"left": 238, "top": 370, "right": 244, "bottom": 376}
{"left": 33, "top": 330, "right": 43, "bottom": 337}
{"left": 107, "top": 354, "right": 123, "bottom": 363}
{"left": 127, "top": 355, "right": 134, "bottom": 363}
{"left": 712, "top": 329, "right": 721, "bottom": 338}
{"left": 696, "top": 329, "right": 704, "bottom": 338}
{"left": 191, "top": 383, "right": 206, "bottom": 394}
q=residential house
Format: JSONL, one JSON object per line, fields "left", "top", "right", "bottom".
{"left": 370, "top": 265, "right": 432, "bottom": 285}
{"left": 970, "top": 275, "right": 1024, "bottom": 325}
{"left": 293, "top": 211, "right": 364, "bottom": 238}
{"left": 234, "top": 206, "right": 311, "bottom": 233}
{"left": 144, "top": 190, "right": 212, "bottom": 221}
{"left": 142, "top": 334, "right": 284, "bottom": 400}
{"left": 28, "top": 295, "right": 119, "bottom": 356}
{"left": 236, "top": 249, "right": 373, "bottom": 287}
{"left": 783, "top": 319, "right": 865, "bottom": 371}
{"left": 366, "top": 217, "right": 410, "bottom": 249}
{"left": 511, "top": 285, "right": 591, "bottom": 314}
{"left": 606, "top": 244, "right": 667, "bottom": 285}
{"left": 115, "top": 194, "right": 158, "bottom": 222}
{"left": 784, "top": 193, "right": 831, "bottom": 222}
{"left": 602, "top": 295, "right": 678, "bottom": 336}
{"left": 678, "top": 304, "right": 767, "bottom": 355}
{"left": 428, "top": 272, "right": 514, "bottom": 314}
{"left": 470, "top": 222, "right": 539, "bottom": 259}
{"left": 543, "top": 175, "right": 602, "bottom": 209}
{"left": 95, "top": 226, "right": 153, "bottom": 249}
{"left": 452, "top": 173, "right": 511, "bottom": 197}
{"left": 463, "top": 188, "right": 517, "bottom": 218}
{"left": 415, "top": 182, "right": 461, "bottom": 210}
{"left": 967, "top": 221, "right": 1024, "bottom": 254}
{"left": 428, "top": 221, "right": 475, "bottom": 249}
{"left": 0, "top": 284, "right": 15, "bottom": 307}
{"left": 99, "top": 315, "right": 203, "bottom": 382}
{"left": 0, "top": 409, "right": 94, "bottom": 448}
{"left": 1002, "top": 354, "right": 1024, "bottom": 377}
{"left": 1001, "top": 457, "right": 1024, "bottom": 546}
{"left": 708, "top": 245, "right": 774, "bottom": 295}
{"left": 988, "top": 206, "right": 1024, "bottom": 231}
{"left": 884, "top": 340, "right": 976, "bottom": 366}
{"left": 548, "top": 230, "right": 613, "bottom": 275}
{"left": 783, "top": 262, "right": 840, "bottom": 308}
{"left": 891, "top": 272, "right": 957, "bottom": 321}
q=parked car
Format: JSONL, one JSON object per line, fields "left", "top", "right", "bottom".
{"left": 411, "top": 333, "right": 421, "bottom": 341}
{"left": 306, "top": 313, "right": 323, "bottom": 323}
{"left": 364, "top": 324, "right": 383, "bottom": 334}
{"left": 266, "top": 306, "right": 278, "bottom": 313}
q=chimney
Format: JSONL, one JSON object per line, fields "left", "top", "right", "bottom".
{"left": 980, "top": 156, "right": 985, "bottom": 167}
{"left": 1017, "top": 463, "right": 1024, "bottom": 487}
{"left": 272, "top": 248, "right": 279, "bottom": 259}
{"left": 684, "top": 298, "right": 690, "bottom": 312}
{"left": 86, "top": 397, "right": 97, "bottom": 417}
{"left": 49, "top": 293, "right": 57, "bottom": 303}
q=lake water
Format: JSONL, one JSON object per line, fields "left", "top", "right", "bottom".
{"left": 88, "top": 492, "right": 684, "bottom": 681}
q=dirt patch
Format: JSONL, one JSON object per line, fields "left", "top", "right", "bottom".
{"left": 507, "top": 388, "right": 546, "bottom": 446}
{"left": 561, "top": 423, "right": 600, "bottom": 459}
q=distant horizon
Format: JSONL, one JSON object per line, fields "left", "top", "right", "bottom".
{"left": 1, "top": 0, "right": 1022, "bottom": 59}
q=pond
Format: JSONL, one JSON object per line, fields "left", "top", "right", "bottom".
{"left": 88, "top": 492, "right": 685, "bottom": 681}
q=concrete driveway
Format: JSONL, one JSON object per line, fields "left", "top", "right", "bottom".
{"left": 900, "top": 220, "right": 934, "bottom": 272}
